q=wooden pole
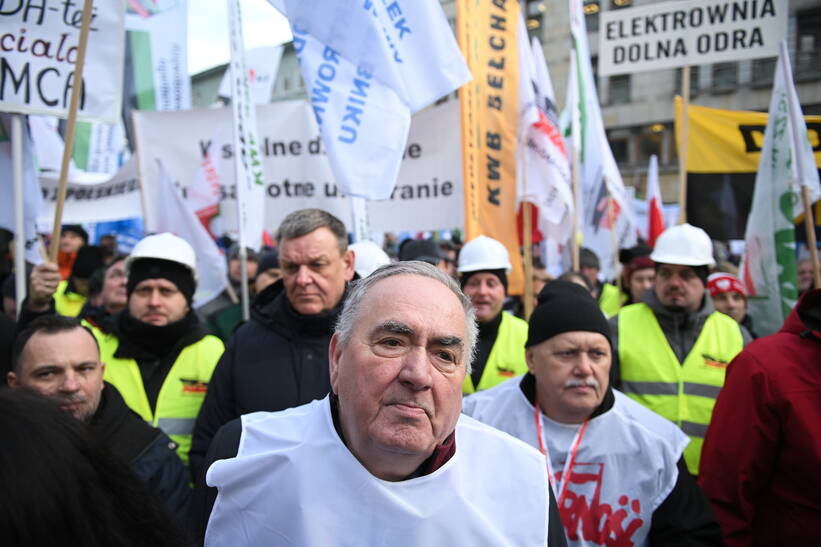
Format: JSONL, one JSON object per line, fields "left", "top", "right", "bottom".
{"left": 571, "top": 125, "right": 581, "bottom": 271}
{"left": 801, "top": 187, "right": 821, "bottom": 288}
{"left": 523, "top": 201, "right": 534, "bottom": 320}
{"left": 48, "top": 0, "right": 95, "bottom": 262}
{"left": 677, "top": 66, "right": 690, "bottom": 225}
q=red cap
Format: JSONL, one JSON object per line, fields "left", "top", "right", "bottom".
{"left": 707, "top": 273, "right": 746, "bottom": 297}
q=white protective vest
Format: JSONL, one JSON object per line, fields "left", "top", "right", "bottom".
{"left": 206, "top": 397, "right": 550, "bottom": 547}
{"left": 463, "top": 377, "right": 688, "bottom": 547}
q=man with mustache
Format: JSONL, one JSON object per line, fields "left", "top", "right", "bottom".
{"left": 465, "top": 280, "right": 721, "bottom": 546}
{"left": 8, "top": 315, "right": 191, "bottom": 523}
{"left": 608, "top": 224, "right": 748, "bottom": 477}
{"left": 458, "top": 235, "right": 529, "bottom": 394}
{"left": 193, "top": 262, "right": 567, "bottom": 546}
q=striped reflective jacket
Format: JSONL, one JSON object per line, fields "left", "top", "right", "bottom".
{"left": 618, "top": 302, "right": 743, "bottom": 475}
{"left": 91, "top": 325, "right": 223, "bottom": 465}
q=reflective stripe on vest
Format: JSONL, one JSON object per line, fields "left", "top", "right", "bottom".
{"left": 91, "top": 325, "right": 224, "bottom": 465}
{"left": 598, "top": 283, "right": 623, "bottom": 318}
{"left": 54, "top": 280, "right": 86, "bottom": 317}
{"left": 462, "top": 312, "right": 529, "bottom": 395}
{"left": 618, "top": 303, "right": 743, "bottom": 475}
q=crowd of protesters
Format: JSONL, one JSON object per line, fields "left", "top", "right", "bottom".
{"left": 0, "top": 213, "right": 818, "bottom": 546}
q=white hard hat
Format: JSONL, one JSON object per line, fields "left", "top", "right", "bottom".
{"left": 126, "top": 233, "right": 199, "bottom": 283}
{"left": 458, "top": 235, "right": 512, "bottom": 273}
{"left": 650, "top": 224, "right": 715, "bottom": 267}
{"left": 349, "top": 240, "right": 390, "bottom": 278}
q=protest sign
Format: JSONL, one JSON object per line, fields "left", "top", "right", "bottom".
{"left": 133, "top": 98, "right": 462, "bottom": 235}
{"left": 0, "top": 0, "right": 125, "bottom": 121}
{"left": 599, "top": 0, "right": 787, "bottom": 76}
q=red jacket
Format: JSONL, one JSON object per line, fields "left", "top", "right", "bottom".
{"left": 699, "top": 289, "right": 821, "bottom": 546}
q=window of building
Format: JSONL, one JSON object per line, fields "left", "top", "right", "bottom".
{"left": 584, "top": 1, "right": 599, "bottom": 33}
{"left": 608, "top": 135, "right": 629, "bottom": 164}
{"left": 638, "top": 125, "right": 664, "bottom": 164}
{"left": 712, "top": 62, "right": 739, "bottom": 92}
{"left": 608, "top": 74, "right": 631, "bottom": 104}
{"left": 526, "top": 1, "right": 545, "bottom": 37}
{"left": 610, "top": 0, "right": 632, "bottom": 8}
{"left": 751, "top": 57, "right": 776, "bottom": 87}
{"left": 797, "top": 8, "right": 821, "bottom": 81}
{"left": 674, "top": 66, "right": 699, "bottom": 97}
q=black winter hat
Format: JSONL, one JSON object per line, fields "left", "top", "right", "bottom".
{"left": 61, "top": 224, "right": 89, "bottom": 244}
{"left": 126, "top": 258, "right": 196, "bottom": 305}
{"left": 526, "top": 280, "right": 612, "bottom": 348}
{"left": 257, "top": 249, "right": 280, "bottom": 271}
{"left": 71, "top": 245, "right": 105, "bottom": 279}
{"left": 399, "top": 239, "right": 441, "bottom": 265}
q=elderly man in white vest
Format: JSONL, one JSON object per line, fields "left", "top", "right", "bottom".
{"left": 464, "top": 280, "right": 722, "bottom": 547}
{"left": 195, "top": 261, "right": 567, "bottom": 546}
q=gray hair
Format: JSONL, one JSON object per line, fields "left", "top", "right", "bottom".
{"left": 276, "top": 208, "right": 348, "bottom": 254}
{"left": 335, "top": 261, "right": 478, "bottom": 372}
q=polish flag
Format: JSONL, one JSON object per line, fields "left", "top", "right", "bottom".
{"left": 646, "top": 154, "right": 665, "bottom": 247}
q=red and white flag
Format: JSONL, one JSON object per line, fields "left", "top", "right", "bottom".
{"left": 646, "top": 154, "right": 665, "bottom": 247}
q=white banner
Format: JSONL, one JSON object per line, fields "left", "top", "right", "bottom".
{"left": 0, "top": 0, "right": 125, "bottom": 121}
{"left": 125, "top": 0, "right": 191, "bottom": 111}
{"left": 37, "top": 157, "right": 142, "bottom": 226}
{"left": 599, "top": 0, "right": 788, "bottom": 76}
{"left": 134, "top": 99, "right": 462, "bottom": 236}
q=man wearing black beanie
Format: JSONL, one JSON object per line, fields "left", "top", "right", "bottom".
{"left": 83, "top": 233, "right": 224, "bottom": 467}
{"left": 608, "top": 223, "right": 750, "bottom": 477}
{"left": 464, "top": 280, "right": 722, "bottom": 547}
{"left": 457, "top": 235, "right": 529, "bottom": 394}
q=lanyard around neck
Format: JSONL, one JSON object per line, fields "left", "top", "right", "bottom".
{"left": 533, "top": 394, "right": 589, "bottom": 509}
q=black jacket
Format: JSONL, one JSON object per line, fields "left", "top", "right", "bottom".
{"left": 91, "top": 382, "right": 191, "bottom": 524}
{"left": 189, "top": 280, "right": 343, "bottom": 481}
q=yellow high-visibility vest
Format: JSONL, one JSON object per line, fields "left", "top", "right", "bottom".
{"left": 618, "top": 303, "right": 743, "bottom": 475}
{"left": 54, "top": 280, "right": 86, "bottom": 317}
{"left": 598, "top": 283, "right": 624, "bottom": 318}
{"left": 91, "top": 325, "right": 224, "bottom": 465}
{"left": 463, "top": 312, "right": 529, "bottom": 395}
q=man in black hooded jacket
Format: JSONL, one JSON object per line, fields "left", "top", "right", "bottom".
{"left": 190, "top": 209, "right": 355, "bottom": 481}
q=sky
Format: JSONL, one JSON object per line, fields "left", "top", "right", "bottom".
{"left": 187, "top": 0, "right": 293, "bottom": 75}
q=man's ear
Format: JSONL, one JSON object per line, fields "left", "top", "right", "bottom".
{"left": 342, "top": 249, "right": 355, "bottom": 281}
{"left": 328, "top": 332, "right": 342, "bottom": 394}
{"left": 7, "top": 371, "right": 18, "bottom": 387}
{"left": 525, "top": 348, "right": 536, "bottom": 375}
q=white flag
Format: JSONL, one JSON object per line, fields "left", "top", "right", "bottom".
{"left": 219, "top": 46, "right": 284, "bottom": 105}
{"left": 0, "top": 114, "right": 44, "bottom": 265}
{"left": 155, "top": 160, "right": 227, "bottom": 309}
{"left": 227, "top": 0, "right": 266, "bottom": 252}
{"left": 269, "top": 0, "right": 471, "bottom": 199}
{"left": 567, "top": 0, "right": 636, "bottom": 280}
{"left": 741, "top": 41, "right": 818, "bottom": 336}
{"left": 518, "top": 29, "right": 574, "bottom": 245}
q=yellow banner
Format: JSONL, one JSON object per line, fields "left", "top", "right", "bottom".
{"left": 675, "top": 97, "right": 821, "bottom": 174}
{"left": 457, "top": 0, "right": 523, "bottom": 294}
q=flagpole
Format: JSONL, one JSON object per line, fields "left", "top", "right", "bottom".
{"left": 48, "top": 0, "right": 95, "bottom": 262}
{"left": 523, "top": 201, "right": 534, "bottom": 320}
{"left": 607, "top": 181, "right": 621, "bottom": 290}
{"left": 800, "top": 187, "right": 821, "bottom": 287}
{"left": 11, "top": 114, "right": 26, "bottom": 317}
{"left": 570, "top": 40, "right": 581, "bottom": 272}
{"left": 676, "top": 66, "right": 690, "bottom": 225}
